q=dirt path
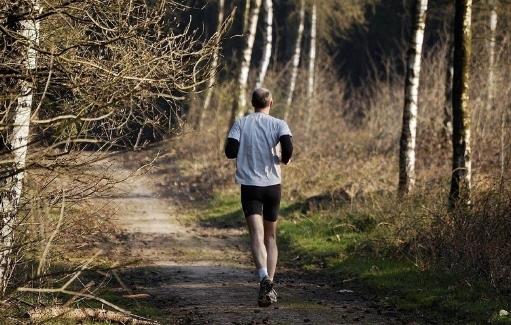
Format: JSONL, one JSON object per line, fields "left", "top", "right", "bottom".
{"left": 105, "top": 150, "right": 413, "bottom": 325}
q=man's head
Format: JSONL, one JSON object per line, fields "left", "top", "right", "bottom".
{"left": 252, "top": 88, "right": 273, "bottom": 111}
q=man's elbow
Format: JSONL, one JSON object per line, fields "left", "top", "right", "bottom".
{"left": 224, "top": 138, "right": 239, "bottom": 159}
{"left": 225, "top": 150, "right": 237, "bottom": 159}
{"left": 280, "top": 135, "right": 293, "bottom": 164}
{"left": 281, "top": 150, "right": 293, "bottom": 164}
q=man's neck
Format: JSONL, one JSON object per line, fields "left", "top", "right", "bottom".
{"left": 255, "top": 107, "right": 270, "bottom": 115}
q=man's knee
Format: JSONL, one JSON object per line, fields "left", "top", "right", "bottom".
{"left": 264, "top": 232, "right": 276, "bottom": 246}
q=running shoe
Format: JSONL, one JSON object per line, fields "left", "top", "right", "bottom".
{"left": 258, "top": 276, "right": 277, "bottom": 307}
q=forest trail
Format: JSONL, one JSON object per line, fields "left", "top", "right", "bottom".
{"left": 104, "top": 148, "right": 411, "bottom": 325}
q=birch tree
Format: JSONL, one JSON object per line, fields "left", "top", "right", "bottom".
{"left": 230, "top": 0, "right": 262, "bottom": 123}
{"left": 255, "top": 0, "right": 273, "bottom": 88}
{"left": 450, "top": 0, "right": 473, "bottom": 205}
{"left": 0, "top": 0, "right": 223, "bottom": 295}
{"left": 198, "top": 0, "right": 225, "bottom": 130}
{"left": 305, "top": 1, "right": 317, "bottom": 135}
{"left": 0, "top": 0, "right": 40, "bottom": 295}
{"left": 486, "top": 0, "right": 498, "bottom": 111}
{"left": 283, "top": 0, "right": 305, "bottom": 120}
{"left": 243, "top": 0, "right": 251, "bottom": 34}
{"left": 398, "top": 0, "right": 428, "bottom": 195}
{"left": 443, "top": 42, "right": 454, "bottom": 140}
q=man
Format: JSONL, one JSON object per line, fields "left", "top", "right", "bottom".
{"left": 225, "top": 88, "right": 293, "bottom": 307}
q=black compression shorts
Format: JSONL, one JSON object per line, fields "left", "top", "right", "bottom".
{"left": 240, "top": 184, "right": 281, "bottom": 222}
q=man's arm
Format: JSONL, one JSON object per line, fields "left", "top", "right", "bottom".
{"left": 225, "top": 138, "right": 240, "bottom": 159}
{"left": 279, "top": 135, "right": 293, "bottom": 164}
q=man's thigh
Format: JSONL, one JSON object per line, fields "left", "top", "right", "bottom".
{"left": 246, "top": 214, "right": 265, "bottom": 238}
{"left": 241, "top": 185, "right": 264, "bottom": 218}
{"left": 262, "top": 185, "right": 281, "bottom": 222}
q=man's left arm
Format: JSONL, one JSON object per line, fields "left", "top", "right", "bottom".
{"left": 278, "top": 120, "right": 293, "bottom": 165}
{"left": 279, "top": 135, "right": 293, "bottom": 164}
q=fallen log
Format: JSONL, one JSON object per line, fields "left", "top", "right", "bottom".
{"left": 28, "top": 307, "right": 157, "bottom": 324}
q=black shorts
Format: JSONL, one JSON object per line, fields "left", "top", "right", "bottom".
{"left": 240, "top": 184, "right": 281, "bottom": 222}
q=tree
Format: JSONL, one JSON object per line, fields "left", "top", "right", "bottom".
{"left": 305, "top": 1, "right": 317, "bottom": 136}
{"left": 230, "top": 0, "right": 262, "bottom": 124}
{"left": 450, "top": 0, "right": 473, "bottom": 205}
{"left": 198, "top": 0, "right": 225, "bottom": 130}
{"left": 398, "top": 0, "right": 429, "bottom": 195}
{"left": 255, "top": 0, "right": 273, "bottom": 88}
{"left": 443, "top": 41, "right": 454, "bottom": 141}
{"left": 0, "top": 0, "right": 222, "bottom": 295}
{"left": 283, "top": 0, "right": 305, "bottom": 120}
{"left": 486, "top": 0, "right": 498, "bottom": 111}
{"left": 243, "top": 0, "right": 251, "bottom": 34}
{"left": 0, "top": 0, "right": 40, "bottom": 295}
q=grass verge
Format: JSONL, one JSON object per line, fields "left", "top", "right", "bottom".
{"left": 200, "top": 191, "right": 511, "bottom": 324}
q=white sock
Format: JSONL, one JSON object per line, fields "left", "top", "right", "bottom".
{"left": 257, "top": 267, "right": 268, "bottom": 281}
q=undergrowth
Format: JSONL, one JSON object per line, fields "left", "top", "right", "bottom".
{"left": 200, "top": 188, "right": 511, "bottom": 324}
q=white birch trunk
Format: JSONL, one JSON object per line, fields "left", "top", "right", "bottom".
{"left": 230, "top": 0, "right": 262, "bottom": 122}
{"left": 0, "top": 1, "right": 40, "bottom": 295}
{"left": 198, "top": 0, "right": 224, "bottom": 130}
{"left": 450, "top": 0, "right": 472, "bottom": 205}
{"left": 283, "top": 0, "right": 305, "bottom": 120}
{"left": 255, "top": 0, "right": 273, "bottom": 88}
{"left": 486, "top": 0, "right": 497, "bottom": 110}
{"left": 443, "top": 41, "right": 454, "bottom": 140}
{"left": 305, "top": 1, "right": 317, "bottom": 136}
{"left": 398, "top": 0, "right": 428, "bottom": 195}
{"left": 500, "top": 107, "right": 507, "bottom": 183}
{"left": 243, "top": 0, "right": 251, "bottom": 34}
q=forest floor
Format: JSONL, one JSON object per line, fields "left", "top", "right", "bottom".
{"left": 102, "top": 144, "right": 417, "bottom": 325}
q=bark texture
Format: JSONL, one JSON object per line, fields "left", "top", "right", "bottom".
{"left": 198, "top": 0, "right": 225, "bottom": 130}
{"left": 450, "top": 0, "right": 472, "bottom": 205}
{"left": 443, "top": 41, "right": 454, "bottom": 140}
{"left": 243, "top": 0, "right": 251, "bottom": 34}
{"left": 230, "top": 0, "right": 262, "bottom": 124}
{"left": 283, "top": 0, "right": 305, "bottom": 120}
{"left": 305, "top": 1, "right": 317, "bottom": 136}
{"left": 0, "top": 0, "right": 40, "bottom": 295}
{"left": 398, "top": 0, "right": 428, "bottom": 195}
{"left": 486, "top": 0, "right": 497, "bottom": 110}
{"left": 255, "top": 0, "right": 273, "bottom": 88}
{"left": 28, "top": 307, "right": 155, "bottom": 324}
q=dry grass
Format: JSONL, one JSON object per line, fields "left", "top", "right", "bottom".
{"left": 186, "top": 31, "right": 511, "bottom": 292}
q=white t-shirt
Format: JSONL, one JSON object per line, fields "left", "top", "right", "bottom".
{"left": 228, "top": 112, "right": 292, "bottom": 186}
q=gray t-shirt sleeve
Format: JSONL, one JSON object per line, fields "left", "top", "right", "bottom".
{"left": 277, "top": 120, "right": 292, "bottom": 137}
{"left": 228, "top": 120, "right": 241, "bottom": 141}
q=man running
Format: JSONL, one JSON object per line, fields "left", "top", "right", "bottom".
{"left": 225, "top": 88, "right": 293, "bottom": 307}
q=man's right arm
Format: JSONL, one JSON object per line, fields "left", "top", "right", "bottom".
{"left": 225, "top": 138, "right": 240, "bottom": 159}
{"left": 225, "top": 120, "right": 241, "bottom": 159}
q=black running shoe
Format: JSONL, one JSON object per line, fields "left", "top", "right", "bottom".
{"left": 258, "top": 276, "right": 277, "bottom": 307}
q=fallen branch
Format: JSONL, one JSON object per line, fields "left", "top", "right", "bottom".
{"left": 28, "top": 306, "right": 158, "bottom": 324}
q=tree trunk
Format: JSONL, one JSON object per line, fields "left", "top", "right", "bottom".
{"left": 443, "top": 41, "right": 454, "bottom": 141}
{"left": 229, "top": 0, "right": 262, "bottom": 124}
{"left": 243, "top": 0, "right": 251, "bottom": 35}
{"left": 486, "top": 0, "right": 497, "bottom": 111}
{"left": 198, "top": 0, "right": 225, "bottom": 130}
{"left": 0, "top": 0, "right": 40, "bottom": 296}
{"left": 500, "top": 107, "right": 507, "bottom": 183}
{"left": 449, "top": 0, "right": 472, "bottom": 206}
{"left": 398, "top": 0, "right": 428, "bottom": 195}
{"left": 255, "top": 0, "right": 273, "bottom": 88}
{"left": 283, "top": 0, "right": 305, "bottom": 121}
{"left": 305, "top": 1, "right": 317, "bottom": 136}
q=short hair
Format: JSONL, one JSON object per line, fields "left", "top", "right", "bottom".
{"left": 251, "top": 88, "right": 272, "bottom": 109}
